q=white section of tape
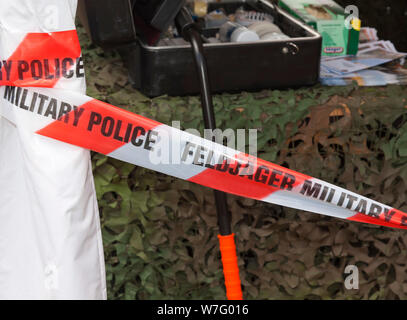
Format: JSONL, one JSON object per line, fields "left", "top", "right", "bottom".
{"left": 263, "top": 189, "right": 356, "bottom": 220}
{"left": 0, "top": 86, "right": 93, "bottom": 128}
{"left": 109, "top": 123, "right": 242, "bottom": 181}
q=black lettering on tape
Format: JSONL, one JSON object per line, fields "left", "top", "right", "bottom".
{"left": 384, "top": 208, "right": 396, "bottom": 222}
{"left": 75, "top": 57, "right": 85, "bottom": 78}
{"left": 87, "top": 111, "right": 102, "bottom": 131}
{"left": 337, "top": 192, "right": 346, "bottom": 207}
{"left": 5, "top": 58, "right": 85, "bottom": 82}
{"left": 113, "top": 120, "right": 124, "bottom": 142}
{"left": 62, "top": 58, "right": 74, "bottom": 78}
{"left": 239, "top": 162, "right": 254, "bottom": 179}
{"left": 72, "top": 107, "right": 84, "bottom": 126}
{"left": 43, "top": 59, "right": 54, "bottom": 80}
{"left": 44, "top": 98, "right": 58, "bottom": 119}
{"left": 55, "top": 58, "right": 61, "bottom": 78}
{"left": 18, "top": 60, "right": 29, "bottom": 80}
{"left": 101, "top": 116, "right": 115, "bottom": 137}
{"left": 354, "top": 199, "right": 367, "bottom": 214}
{"left": 37, "top": 94, "right": 49, "bottom": 115}
{"left": 1, "top": 60, "right": 12, "bottom": 81}
{"left": 4, "top": 86, "right": 16, "bottom": 104}
{"left": 346, "top": 194, "right": 358, "bottom": 210}
{"left": 368, "top": 204, "right": 382, "bottom": 218}
{"left": 215, "top": 155, "right": 229, "bottom": 172}
{"left": 204, "top": 150, "right": 215, "bottom": 169}
{"left": 268, "top": 169, "right": 283, "bottom": 188}
{"left": 326, "top": 188, "right": 335, "bottom": 203}
{"left": 19, "top": 89, "right": 29, "bottom": 110}
{"left": 30, "top": 60, "right": 43, "bottom": 80}
{"left": 181, "top": 142, "right": 195, "bottom": 162}
{"left": 254, "top": 166, "right": 269, "bottom": 184}
{"left": 124, "top": 123, "right": 133, "bottom": 143}
{"left": 319, "top": 186, "right": 329, "bottom": 200}
{"left": 229, "top": 162, "right": 242, "bottom": 176}
{"left": 15, "top": 87, "right": 22, "bottom": 107}
{"left": 57, "top": 102, "right": 72, "bottom": 122}
{"left": 300, "top": 180, "right": 321, "bottom": 198}
{"left": 144, "top": 130, "right": 158, "bottom": 151}
{"left": 131, "top": 126, "right": 146, "bottom": 147}
{"left": 281, "top": 173, "right": 296, "bottom": 191}
{"left": 4, "top": 61, "right": 12, "bottom": 81}
{"left": 193, "top": 145, "right": 206, "bottom": 166}
{"left": 29, "top": 92, "right": 38, "bottom": 112}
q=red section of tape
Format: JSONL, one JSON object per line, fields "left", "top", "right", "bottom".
{"left": 189, "top": 155, "right": 310, "bottom": 200}
{"left": 0, "top": 30, "right": 81, "bottom": 88}
{"left": 36, "top": 98, "right": 161, "bottom": 155}
{"left": 29, "top": 89, "right": 407, "bottom": 232}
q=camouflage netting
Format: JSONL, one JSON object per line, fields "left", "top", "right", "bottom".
{"left": 77, "top": 23, "right": 407, "bottom": 300}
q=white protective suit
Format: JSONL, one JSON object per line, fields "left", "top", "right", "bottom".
{"left": 0, "top": 0, "right": 106, "bottom": 299}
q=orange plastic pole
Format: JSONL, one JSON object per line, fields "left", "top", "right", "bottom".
{"left": 218, "top": 234, "right": 243, "bottom": 300}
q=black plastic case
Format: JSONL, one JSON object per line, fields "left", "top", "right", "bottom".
{"left": 120, "top": 0, "right": 322, "bottom": 97}
{"left": 80, "top": 0, "right": 136, "bottom": 49}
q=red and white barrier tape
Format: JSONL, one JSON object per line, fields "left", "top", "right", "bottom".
{"left": 0, "top": 30, "right": 84, "bottom": 89}
{"left": 1, "top": 29, "right": 406, "bottom": 230}
{"left": 1, "top": 84, "right": 406, "bottom": 230}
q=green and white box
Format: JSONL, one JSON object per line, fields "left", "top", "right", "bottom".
{"left": 278, "top": 0, "right": 360, "bottom": 56}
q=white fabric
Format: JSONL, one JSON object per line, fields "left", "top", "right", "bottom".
{"left": 0, "top": 0, "right": 106, "bottom": 299}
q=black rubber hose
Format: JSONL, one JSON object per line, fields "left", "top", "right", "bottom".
{"left": 182, "top": 25, "right": 232, "bottom": 236}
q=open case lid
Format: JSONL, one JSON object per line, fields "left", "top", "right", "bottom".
{"left": 79, "top": 0, "right": 186, "bottom": 48}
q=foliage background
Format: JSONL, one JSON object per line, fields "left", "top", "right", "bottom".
{"left": 77, "top": 23, "right": 407, "bottom": 300}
